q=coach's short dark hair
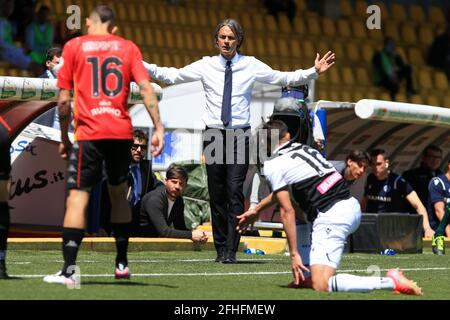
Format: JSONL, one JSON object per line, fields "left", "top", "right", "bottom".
{"left": 133, "top": 129, "right": 148, "bottom": 143}
{"left": 346, "top": 150, "right": 370, "bottom": 165}
{"left": 214, "top": 19, "right": 244, "bottom": 51}
{"left": 166, "top": 164, "right": 188, "bottom": 183}
{"left": 91, "top": 5, "right": 115, "bottom": 25}
{"left": 45, "top": 47, "right": 62, "bottom": 63}
{"left": 423, "top": 144, "right": 442, "bottom": 156}
{"left": 370, "top": 148, "right": 388, "bottom": 162}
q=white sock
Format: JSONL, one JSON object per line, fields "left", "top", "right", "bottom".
{"left": 328, "top": 274, "right": 395, "bottom": 293}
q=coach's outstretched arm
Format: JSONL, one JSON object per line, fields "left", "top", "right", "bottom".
{"left": 139, "top": 80, "right": 164, "bottom": 157}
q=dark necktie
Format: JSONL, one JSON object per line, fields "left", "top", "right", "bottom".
{"left": 221, "top": 60, "right": 232, "bottom": 127}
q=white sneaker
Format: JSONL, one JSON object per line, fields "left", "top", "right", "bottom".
{"left": 43, "top": 271, "right": 77, "bottom": 286}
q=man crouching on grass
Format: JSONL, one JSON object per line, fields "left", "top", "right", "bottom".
{"left": 237, "top": 120, "right": 422, "bottom": 295}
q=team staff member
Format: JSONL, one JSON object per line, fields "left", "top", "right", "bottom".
{"left": 238, "top": 120, "right": 422, "bottom": 295}
{"left": 143, "top": 18, "right": 335, "bottom": 263}
{"left": 403, "top": 145, "right": 443, "bottom": 211}
{"left": 139, "top": 164, "right": 208, "bottom": 243}
{"left": 43, "top": 5, "right": 164, "bottom": 285}
{"left": 0, "top": 116, "right": 11, "bottom": 279}
{"left": 428, "top": 159, "right": 450, "bottom": 255}
{"left": 361, "top": 149, "right": 434, "bottom": 238}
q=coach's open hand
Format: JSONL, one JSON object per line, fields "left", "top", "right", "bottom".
{"left": 314, "top": 51, "right": 336, "bottom": 74}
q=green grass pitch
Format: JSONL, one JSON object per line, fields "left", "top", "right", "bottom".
{"left": 0, "top": 250, "right": 449, "bottom": 300}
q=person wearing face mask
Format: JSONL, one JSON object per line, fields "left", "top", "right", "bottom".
{"left": 372, "top": 37, "right": 417, "bottom": 101}
{"left": 143, "top": 18, "right": 336, "bottom": 264}
{"left": 361, "top": 149, "right": 434, "bottom": 238}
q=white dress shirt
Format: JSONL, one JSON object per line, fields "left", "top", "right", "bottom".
{"left": 144, "top": 53, "right": 318, "bottom": 129}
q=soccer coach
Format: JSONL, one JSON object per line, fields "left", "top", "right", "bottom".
{"left": 144, "top": 18, "right": 335, "bottom": 263}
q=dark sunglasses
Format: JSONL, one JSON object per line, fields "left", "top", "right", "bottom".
{"left": 131, "top": 143, "right": 147, "bottom": 150}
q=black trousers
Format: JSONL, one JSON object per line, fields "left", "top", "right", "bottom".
{"left": 203, "top": 127, "right": 250, "bottom": 255}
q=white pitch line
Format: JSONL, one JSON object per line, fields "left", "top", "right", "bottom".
{"left": 10, "top": 267, "right": 450, "bottom": 278}
{"left": 53, "top": 258, "right": 284, "bottom": 263}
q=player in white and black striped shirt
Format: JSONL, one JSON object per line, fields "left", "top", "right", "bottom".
{"left": 238, "top": 120, "right": 422, "bottom": 295}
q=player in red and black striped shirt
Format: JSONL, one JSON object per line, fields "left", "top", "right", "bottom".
{"left": 44, "top": 5, "right": 164, "bottom": 285}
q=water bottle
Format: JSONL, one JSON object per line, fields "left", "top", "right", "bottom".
{"left": 243, "top": 248, "right": 266, "bottom": 255}
{"left": 380, "top": 249, "right": 395, "bottom": 256}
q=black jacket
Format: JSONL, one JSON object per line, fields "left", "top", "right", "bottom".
{"left": 139, "top": 184, "right": 191, "bottom": 238}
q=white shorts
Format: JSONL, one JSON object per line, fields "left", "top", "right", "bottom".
{"left": 309, "top": 197, "right": 361, "bottom": 269}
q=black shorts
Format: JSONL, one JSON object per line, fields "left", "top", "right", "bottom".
{"left": 0, "top": 124, "right": 11, "bottom": 180}
{"left": 67, "top": 140, "right": 132, "bottom": 190}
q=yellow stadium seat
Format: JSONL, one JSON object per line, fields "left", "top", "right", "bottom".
{"left": 408, "top": 47, "right": 424, "bottom": 66}
{"left": 300, "top": 39, "right": 315, "bottom": 59}
{"left": 384, "top": 22, "right": 399, "bottom": 41}
{"left": 330, "top": 42, "right": 344, "bottom": 61}
{"left": 293, "top": 16, "right": 307, "bottom": 35}
{"left": 322, "top": 17, "right": 336, "bottom": 38}
{"left": 354, "top": 0, "right": 368, "bottom": 18}
{"left": 337, "top": 19, "right": 351, "bottom": 38}
{"left": 400, "top": 24, "right": 417, "bottom": 44}
{"left": 396, "top": 93, "right": 408, "bottom": 103}
{"left": 306, "top": 16, "right": 321, "bottom": 36}
{"left": 365, "top": 91, "right": 378, "bottom": 100}
{"left": 342, "top": 67, "right": 355, "bottom": 85}
{"left": 265, "top": 15, "right": 278, "bottom": 33}
{"left": 174, "top": 30, "right": 184, "bottom": 50}
{"left": 373, "top": 2, "right": 389, "bottom": 21}
{"left": 340, "top": 0, "right": 354, "bottom": 17}
{"left": 154, "top": 28, "right": 165, "bottom": 48}
{"left": 340, "top": 90, "right": 353, "bottom": 102}
{"left": 327, "top": 67, "right": 341, "bottom": 85}
{"left": 290, "top": 39, "right": 302, "bottom": 59}
{"left": 443, "top": 95, "right": 450, "bottom": 107}
{"left": 418, "top": 26, "right": 435, "bottom": 48}
{"left": 379, "top": 92, "right": 392, "bottom": 101}
{"left": 243, "top": 37, "right": 255, "bottom": 56}
{"left": 351, "top": 20, "right": 367, "bottom": 39}
{"left": 165, "top": 29, "right": 175, "bottom": 49}
{"left": 426, "top": 95, "right": 440, "bottom": 106}
{"left": 278, "top": 38, "right": 290, "bottom": 58}
{"left": 279, "top": 15, "right": 292, "bottom": 33}
{"left": 252, "top": 13, "right": 265, "bottom": 32}
{"left": 167, "top": 5, "right": 179, "bottom": 24}
{"left": 134, "top": 26, "right": 144, "bottom": 47}
{"left": 128, "top": 3, "right": 138, "bottom": 22}
{"left": 143, "top": 28, "right": 154, "bottom": 48}
{"left": 355, "top": 67, "right": 370, "bottom": 86}
{"left": 193, "top": 32, "right": 207, "bottom": 52}
{"left": 346, "top": 42, "right": 360, "bottom": 62}
{"left": 434, "top": 72, "right": 449, "bottom": 91}
{"left": 317, "top": 41, "right": 330, "bottom": 58}
{"left": 361, "top": 44, "right": 375, "bottom": 64}
{"left": 410, "top": 95, "right": 424, "bottom": 105}
{"left": 353, "top": 91, "right": 367, "bottom": 102}
{"left": 172, "top": 54, "right": 183, "bottom": 69}
{"left": 240, "top": 13, "right": 253, "bottom": 31}
{"left": 137, "top": 3, "right": 148, "bottom": 23}
{"left": 266, "top": 37, "right": 278, "bottom": 57}
{"left": 254, "top": 36, "right": 265, "bottom": 57}
{"left": 162, "top": 53, "right": 172, "bottom": 66}
{"left": 417, "top": 68, "right": 433, "bottom": 90}
{"left": 409, "top": 4, "right": 425, "bottom": 24}
{"left": 391, "top": 3, "right": 407, "bottom": 22}
{"left": 428, "top": 6, "right": 446, "bottom": 26}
